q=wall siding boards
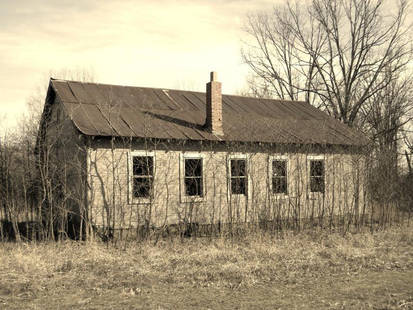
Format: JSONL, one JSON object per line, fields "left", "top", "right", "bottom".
{"left": 86, "top": 143, "right": 366, "bottom": 229}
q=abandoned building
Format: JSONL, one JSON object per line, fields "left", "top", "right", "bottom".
{"left": 38, "top": 72, "right": 369, "bottom": 234}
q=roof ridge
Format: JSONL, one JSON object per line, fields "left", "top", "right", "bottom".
{"left": 50, "top": 78, "right": 306, "bottom": 104}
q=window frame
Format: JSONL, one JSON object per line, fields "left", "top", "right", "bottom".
{"left": 179, "top": 152, "right": 206, "bottom": 203}
{"left": 128, "top": 150, "right": 155, "bottom": 204}
{"left": 228, "top": 154, "right": 250, "bottom": 197}
{"left": 308, "top": 155, "right": 325, "bottom": 195}
{"left": 269, "top": 155, "right": 289, "bottom": 198}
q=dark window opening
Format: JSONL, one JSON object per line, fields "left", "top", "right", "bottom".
{"left": 231, "top": 178, "right": 246, "bottom": 195}
{"left": 184, "top": 158, "right": 203, "bottom": 196}
{"left": 132, "top": 156, "right": 153, "bottom": 198}
{"left": 273, "top": 160, "right": 287, "bottom": 194}
{"left": 230, "top": 159, "right": 247, "bottom": 195}
{"left": 310, "top": 160, "right": 324, "bottom": 193}
{"left": 133, "top": 177, "right": 153, "bottom": 198}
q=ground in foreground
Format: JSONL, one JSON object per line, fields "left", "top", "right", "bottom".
{"left": 1, "top": 227, "right": 412, "bottom": 309}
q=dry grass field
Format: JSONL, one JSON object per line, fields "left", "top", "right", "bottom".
{"left": 0, "top": 226, "right": 413, "bottom": 309}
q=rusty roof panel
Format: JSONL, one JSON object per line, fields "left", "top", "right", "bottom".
{"left": 192, "top": 92, "right": 207, "bottom": 106}
{"left": 82, "top": 83, "right": 106, "bottom": 105}
{"left": 253, "top": 99, "right": 278, "bottom": 117}
{"left": 96, "top": 105, "right": 135, "bottom": 137}
{"left": 98, "top": 84, "right": 122, "bottom": 107}
{"left": 157, "top": 89, "right": 181, "bottom": 110}
{"left": 186, "top": 92, "right": 205, "bottom": 110}
{"left": 100, "top": 84, "right": 127, "bottom": 107}
{"left": 80, "top": 104, "right": 115, "bottom": 136}
{"left": 67, "top": 82, "right": 93, "bottom": 104}
{"left": 165, "top": 90, "right": 190, "bottom": 110}
{"left": 131, "top": 87, "right": 163, "bottom": 109}
{"left": 225, "top": 96, "right": 250, "bottom": 114}
{"left": 51, "top": 79, "right": 369, "bottom": 146}
{"left": 145, "top": 109, "right": 205, "bottom": 140}
{"left": 295, "top": 103, "right": 327, "bottom": 120}
{"left": 152, "top": 89, "right": 176, "bottom": 110}
{"left": 146, "top": 89, "right": 166, "bottom": 110}
{"left": 62, "top": 102, "right": 100, "bottom": 135}
{"left": 52, "top": 81, "right": 77, "bottom": 102}
{"left": 118, "top": 107, "right": 156, "bottom": 138}
{"left": 118, "top": 86, "right": 138, "bottom": 109}
{"left": 182, "top": 93, "right": 202, "bottom": 111}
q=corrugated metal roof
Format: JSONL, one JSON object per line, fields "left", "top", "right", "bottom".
{"left": 50, "top": 79, "right": 369, "bottom": 146}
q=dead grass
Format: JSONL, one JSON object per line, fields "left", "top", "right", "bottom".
{"left": 0, "top": 226, "right": 413, "bottom": 309}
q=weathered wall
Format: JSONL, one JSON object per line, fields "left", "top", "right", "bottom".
{"left": 43, "top": 96, "right": 88, "bottom": 228}
{"left": 86, "top": 139, "right": 367, "bottom": 229}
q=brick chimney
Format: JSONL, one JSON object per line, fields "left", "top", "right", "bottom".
{"left": 205, "top": 71, "right": 223, "bottom": 136}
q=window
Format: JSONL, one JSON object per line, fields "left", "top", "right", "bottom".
{"left": 310, "top": 160, "right": 324, "bottom": 193}
{"left": 230, "top": 159, "right": 247, "bottom": 195}
{"left": 132, "top": 156, "right": 153, "bottom": 198}
{"left": 184, "top": 158, "right": 203, "bottom": 196}
{"left": 180, "top": 153, "right": 205, "bottom": 202}
{"left": 272, "top": 160, "right": 287, "bottom": 194}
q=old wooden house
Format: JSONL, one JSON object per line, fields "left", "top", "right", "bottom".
{"left": 38, "top": 72, "right": 369, "bottom": 236}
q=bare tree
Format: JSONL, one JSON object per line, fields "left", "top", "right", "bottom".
{"left": 242, "top": 7, "right": 318, "bottom": 102}
{"left": 242, "top": 0, "right": 412, "bottom": 126}
{"left": 242, "top": 0, "right": 413, "bottom": 223}
{"left": 0, "top": 68, "right": 96, "bottom": 241}
{"left": 405, "top": 133, "right": 413, "bottom": 173}
{"left": 360, "top": 68, "right": 413, "bottom": 152}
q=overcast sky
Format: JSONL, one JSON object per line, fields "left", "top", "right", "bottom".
{"left": 0, "top": 0, "right": 277, "bottom": 130}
